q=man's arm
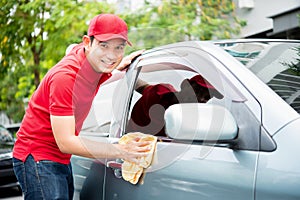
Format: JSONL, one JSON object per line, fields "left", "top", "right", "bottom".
{"left": 50, "top": 115, "right": 149, "bottom": 163}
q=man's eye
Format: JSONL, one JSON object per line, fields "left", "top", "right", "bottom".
{"left": 100, "top": 43, "right": 108, "bottom": 48}
{"left": 116, "top": 45, "right": 125, "bottom": 50}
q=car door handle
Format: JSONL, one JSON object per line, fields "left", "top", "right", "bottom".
{"left": 107, "top": 160, "right": 122, "bottom": 178}
{"left": 107, "top": 161, "right": 122, "bottom": 169}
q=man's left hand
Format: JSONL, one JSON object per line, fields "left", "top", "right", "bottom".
{"left": 116, "top": 49, "right": 145, "bottom": 71}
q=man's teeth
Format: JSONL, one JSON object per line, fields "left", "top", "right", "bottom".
{"left": 102, "top": 60, "right": 114, "bottom": 65}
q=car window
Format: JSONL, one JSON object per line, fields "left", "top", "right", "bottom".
{"left": 218, "top": 41, "right": 300, "bottom": 114}
{"left": 124, "top": 60, "right": 261, "bottom": 151}
{"left": 126, "top": 68, "right": 202, "bottom": 137}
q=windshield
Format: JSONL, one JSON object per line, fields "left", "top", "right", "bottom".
{"left": 217, "top": 41, "right": 300, "bottom": 114}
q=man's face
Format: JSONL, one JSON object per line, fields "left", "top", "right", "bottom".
{"left": 85, "top": 37, "right": 126, "bottom": 73}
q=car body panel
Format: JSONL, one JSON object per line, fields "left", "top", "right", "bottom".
{"left": 104, "top": 143, "right": 258, "bottom": 200}
{"left": 255, "top": 118, "right": 300, "bottom": 200}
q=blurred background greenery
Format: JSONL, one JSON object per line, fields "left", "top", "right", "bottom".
{"left": 0, "top": 0, "right": 245, "bottom": 122}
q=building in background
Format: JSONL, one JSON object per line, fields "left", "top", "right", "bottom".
{"left": 234, "top": 0, "right": 300, "bottom": 39}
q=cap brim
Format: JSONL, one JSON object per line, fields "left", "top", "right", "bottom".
{"left": 94, "top": 34, "right": 132, "bottom": 46}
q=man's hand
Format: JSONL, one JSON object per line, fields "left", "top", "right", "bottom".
{"left": 116, "top": 49, "right": 145, "bottom": 71}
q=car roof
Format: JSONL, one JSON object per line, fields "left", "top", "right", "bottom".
{"left": 213, "top": 38, "right": 300, "bottom": 44}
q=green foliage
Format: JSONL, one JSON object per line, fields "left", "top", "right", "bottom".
{"left": 0, "top": 0, "right": 245, "bottom": 122}
{"left": 122, "top": 0, "right": 245, "bottom": 51}
{"left": 283, "top": 47, "right": 300, "bottom": 76}
{"left": 0, "top": 71, "right": 25, "bottom": 122}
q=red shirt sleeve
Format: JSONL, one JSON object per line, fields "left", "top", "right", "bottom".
{"left": 49, "top": 71, "right": 75, "bottom": 116}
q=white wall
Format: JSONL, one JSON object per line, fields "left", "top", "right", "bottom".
{"left": 234, "top": 0, "right": 300, "bottom": 37}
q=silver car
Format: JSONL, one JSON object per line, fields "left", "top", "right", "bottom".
{"left": 71, "top": 39, "right": 300, "bottom": 200}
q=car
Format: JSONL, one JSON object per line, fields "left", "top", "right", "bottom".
{"left": 0, "top": 124, "right": 20, "bottom": 190}
{"left": 71, "top": 39, "right": 300, "bottom": 200}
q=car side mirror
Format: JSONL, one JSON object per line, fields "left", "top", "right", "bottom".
{"left": 164, "top": 103, "right": 238, "bottom": 141}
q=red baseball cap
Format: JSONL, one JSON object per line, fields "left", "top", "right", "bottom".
{"left": 88, "top": 14, "right": 132, "bottom": 46}
{"left": 189, "top": 75, "right": 215, "bottom": 89}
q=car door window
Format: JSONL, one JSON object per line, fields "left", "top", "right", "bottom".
{"left": 126, "top": 68, "right": 203, "bottom": 137}
{"left": 124, "top": 60, "right": 262, "bottom": 151}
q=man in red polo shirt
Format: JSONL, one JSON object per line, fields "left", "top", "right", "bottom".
{"left": 13, "top": 14, "right": 148, "bottom": 200}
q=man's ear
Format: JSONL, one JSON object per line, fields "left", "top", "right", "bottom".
{"left": 82, "top": 35, "right": 91, "bottom": 51}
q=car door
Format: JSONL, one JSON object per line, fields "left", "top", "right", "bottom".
{"left": 71, "top": 79, "right": 121, "bottom": 199}
{"left": 103, "top": 42, "right": 263, "bottom": 200}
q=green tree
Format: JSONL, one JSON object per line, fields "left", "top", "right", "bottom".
{"left": 124, "top": 0, "right": 246, "bottom": 50}
{"left": 0, "top": 0, "right": 115, "bottom": 122}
